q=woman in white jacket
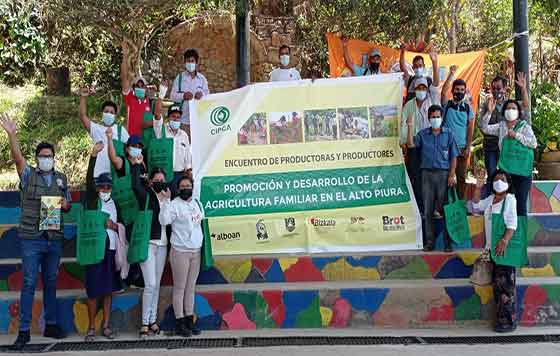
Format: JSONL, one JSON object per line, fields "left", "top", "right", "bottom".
{"left": 157, "top": 176, "right": 203, "bottom": 337}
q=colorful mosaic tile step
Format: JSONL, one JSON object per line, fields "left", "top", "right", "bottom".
{"left": 1, "top": 251, "right": 560, "bottom": 292}
{"left": 1, "top": 281, "right": 559, "bottom": 335}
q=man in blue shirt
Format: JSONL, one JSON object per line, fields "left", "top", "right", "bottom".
{"left": 407, "top": 105, "right": 459, "bottom": 252}
{"left": 440, "top": 66, "right": 475, "bottom": 198}
{"left": 0, "top": 114, "right": 71, "bottom": 350}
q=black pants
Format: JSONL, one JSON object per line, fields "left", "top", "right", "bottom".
{"left": 493, "top": 263, "right": 517, "bottom": 329}
{"left": 406, "top": 147, "right": 424, "bottom": 214}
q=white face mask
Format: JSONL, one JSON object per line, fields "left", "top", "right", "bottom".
{"left": 99, "top": 191, "right": 111, "bottom": 202}
{"left": 185, "top": 62, "right": 196, "bottom": 73}
{"left": 504, "top": 109, "right": 519, "bottom": 121}
{"left": 38, "top": 157, "right": 54, "bottom": 172}
{"left": 415, "top": 90, "right": 427, "bottom": 101}
{"left": 102, "top": 112, "right": 115, "bottom": 126}
{"left": 280, "top": 54, "right": 290, "bottom": 67}
{"left": 493, "top": 180, "right": 509, "bottom": 193}
{"left": 430, "top": 117, "right": 442, "bottom": 129}
{"left": 128, "top": 147, "right": 142, "bottom": 158}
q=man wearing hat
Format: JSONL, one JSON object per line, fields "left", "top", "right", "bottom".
{"left": 342, "top": 36, "right": 384, "bottom": 76}
{"left": 153, "top": 104, "right": 192, "bottom": 189}
{"left": 400, "top": 77, "right": 441, "bottom": 215}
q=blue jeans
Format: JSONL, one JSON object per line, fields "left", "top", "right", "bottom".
{"left": 19, "top": 235, "right": 63, "bottom": 332}
{"left": 483, "top": 150, "right": 499, "bottom": 198}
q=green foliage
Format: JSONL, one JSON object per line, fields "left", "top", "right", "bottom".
{"left": 0, "top": 1, "right": 47, "bottom": 87}
{"left": 531, "top": 81, "right": 560, "bottom": 159}
{"left": 0, "top": 85, "right": 127, "bottom": 188}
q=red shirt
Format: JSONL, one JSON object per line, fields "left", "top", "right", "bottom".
{"left": 124, "top": 91, "right": 151, "bottom": 136}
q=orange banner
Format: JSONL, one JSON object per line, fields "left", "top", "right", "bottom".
{"left": 326, "top": 33, "right": 486, "bottom": 113}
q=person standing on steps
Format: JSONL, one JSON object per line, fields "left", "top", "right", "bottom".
{"left": 479, "top": 97, "right": 537, "bottom": 218}
{"left": 83, "top": 143, "right": 122, "bottom": 342}
{"left": 407, "top": 105, "right": 459, "bottom": 252}
{"left": 131, "top": 157, "right": 170, "bottom": 338}
{"left": 471, "top": 169, "right": 520, "bottom": 333}
{"left": 1, "top": 114, "right": 70, "bottom": 351}
{"left": 441, "top": 66, "right": 475, "bottom": 199}
{"left": 79, "top": 88, "right": 129, "bottom": 178}
{"left": 478, "top": 73, "right": 530, "bottom": 198}
{"left": 170, "top": 48, "right": 210, "bottom": 140}
{"left": 158, "top": 176, "right": 203, "bottom": 337}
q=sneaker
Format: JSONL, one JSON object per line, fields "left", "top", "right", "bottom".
{"left": 494, "top": 324, "right": 517, "bottom": 333}
{"left": 11, "top": 330, "right": 30, "bottom": 351}
{"left": 43, "top": 324, "right": 66, "bottom": 339}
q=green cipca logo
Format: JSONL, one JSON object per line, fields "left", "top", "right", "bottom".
{"left": 210, "top": 106, "right": 230, "bottom": 126}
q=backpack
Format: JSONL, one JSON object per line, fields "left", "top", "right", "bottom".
{"left": 443, "top": 100, "right": 471, "bottom": 126}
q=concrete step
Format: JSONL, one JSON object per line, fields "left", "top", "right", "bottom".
{"left": 1, "top": 277, "right": 559, "bottom": 336}
{"left": 2, "top": 248, "right": 560, "bottom": 292}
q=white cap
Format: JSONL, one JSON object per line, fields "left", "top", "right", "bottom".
{"left": 370, "top": 49, "right": 381, "bottom": 58}
{"left": 414, "top": 77, "right": 429, "bottom": 89}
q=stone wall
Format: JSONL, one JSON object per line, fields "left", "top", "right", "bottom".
{"left": 161, "top": 7, "right": 301, "bottom": 93}
{"left": 160, "top": 13, "right": 269, "bottom": 93}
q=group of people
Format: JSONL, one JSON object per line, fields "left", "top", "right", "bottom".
{"left": 0, "top": 38, "right": 538, "bottom": 350}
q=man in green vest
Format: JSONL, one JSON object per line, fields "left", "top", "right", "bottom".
{"left": 0, "top": 114, "right": 71, "bottom": 350}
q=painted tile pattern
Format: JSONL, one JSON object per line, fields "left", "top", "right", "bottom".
{"left": 0, "top": 283, "right": 559, "bottom": 335}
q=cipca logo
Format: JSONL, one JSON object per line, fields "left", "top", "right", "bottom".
{"left": 210, "top": 106, "right": 232, "bottom": 135}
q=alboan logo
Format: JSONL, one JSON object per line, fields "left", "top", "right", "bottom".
{"left": 210, "top": 106, "right": 232, "bottom": 135}
{"left": 382, "top": 215, "right": 405, "bottom": 231}
{"left": 310, "top": 218, "right": 336, "bottom": 227}
{"left": 211, "top": 232, "right": 240, "bottom": 241}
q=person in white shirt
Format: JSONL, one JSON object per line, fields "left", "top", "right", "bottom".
{"left": 79, "top": 88, "right": 129, "bottom": 177}
{"left": 158, "top": 176, "right": 203, "bottom": 337}
{"left": 152, "top": 104, "right": 192, "bottom": 191}
{"left": 269, "top": 45, "right": 302, "bottom": 82}
{"left": 170, "top": 48, "right": 210, "bottom": 139}
{"left": 471, "top": 168, "right": 519, "bottom": 333}
{"left": 84, "top": 143, "right": 121, "bottom": 342}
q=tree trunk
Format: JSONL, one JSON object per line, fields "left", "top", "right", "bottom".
{"left": 45, "top": 67, "right": 71, "bottom": 96}
{"left": 449, "top": 0, "right": 460, "bottom": 53}
{"left": 121, "top": 40, "right": 144, "bottom": 87}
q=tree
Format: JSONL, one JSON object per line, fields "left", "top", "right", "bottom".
{"left": 42, "top": 0, "right": 190, "bottom": 87}
{"left": 0, "top": 0, "right": 46, "bottom": 87}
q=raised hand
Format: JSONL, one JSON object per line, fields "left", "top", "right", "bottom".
{"left": 79, "top": 87, "right": 91, "bottom": 97}
{"left": 515, "top": 72, "right": 527, "bottom": 89}
{"left": 92, "top": 141, "right": 104, "bottom": 157}
{"left": 105, "top": 127, "right": 113, "bottom": 140}
{"left": 0, "top": 113, "right": 17, "bottom": 135}
{"left": 157, "top": 188, "right": 171, "bottom": 201}
{"left": 487, "top": 94, "right": 496, "bottom": 113}
{"left": 449, "top": 65, "right": 458, "bottom": 76}
{"left": 429, "top": 46, "right": 438, "bottom": 62}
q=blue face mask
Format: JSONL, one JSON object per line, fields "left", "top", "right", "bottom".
{"left": 134, "top": 88, "right": 146, "bottom": 99}
{"left": 415, "top": 90, "right": 427, "bottom": 101}
{"left": 414, "top": 67, "right": 425, "bottom": 77}
{"left": 128, "top": 147, "right": 142, "bottom": 158}
{"left": 102, "top": 112, "right": 115, "bottom": 126}
{"left": 169, "top": 120, "right": 181, "bottom": 130}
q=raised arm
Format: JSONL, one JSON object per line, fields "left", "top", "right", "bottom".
{"left": 105, "top": 127, "right": 123, "bottom": 171}
{"left": 341, "top": 36, "right": 356, "bottom": 75}
{"left": 441, "top": 65, "right": 457, "bottom": 105}
{"left": 0, "top": 113, "right": 26, "bottom": 176}
{"left": 120, "top": 41, "right": 132, "bottom": 95}
{"left": 399, "top": 43, "right": 409, "bottom": 83}
{"left": 131, "top": 158, "right": 148, "bottom": 206}
{"left": 429, "top": 47, "right": 440, "bottom": 87}
{"left": 86, "top": 142, "right": 104, "bottom": 209}
{"left": 515, "top": 72, "right": 530, "bottom": 111}
{"left": 479, "top": 96, "right": 501, "bottom": 136}
{"left": 79, "top": 88, "right": 92, "bottom": 132}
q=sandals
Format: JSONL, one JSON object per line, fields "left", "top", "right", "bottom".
{"left": 102, "top": 326, "right": 115, "bottom": 340}
{"left": 139, "top": 325, "right": 150, "bottom": 338}
{"left": 149, "top": 323, "right": 161, "bottom": 336}
{"left": 85, "top": 328, "right": 95, "bottom": 342}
